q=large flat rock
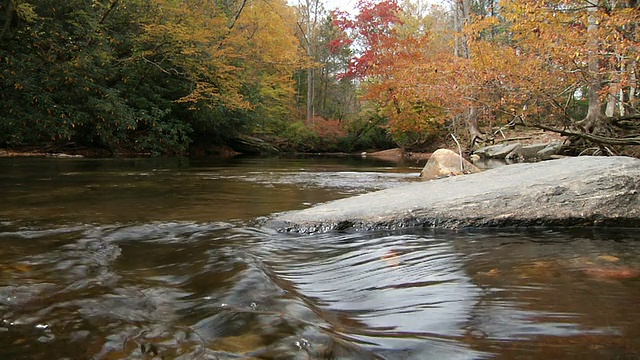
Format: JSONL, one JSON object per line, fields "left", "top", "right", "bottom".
{"left": 268, "top": 156, "right": 640, "bottom": 233}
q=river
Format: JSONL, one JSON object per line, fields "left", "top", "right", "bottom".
{"left": 0, "top": 156, "right": 639, "bottom": 359}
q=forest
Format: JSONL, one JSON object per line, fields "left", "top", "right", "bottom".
{"left": 1, "top": 0, "right": 639, "bottom": 156}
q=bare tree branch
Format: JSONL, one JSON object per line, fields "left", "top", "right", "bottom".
{"left": 99, "top": 0, "right": 119, "bottom": 25}
{"left": 533, "top": 123, "right": 640, "bottom": 145}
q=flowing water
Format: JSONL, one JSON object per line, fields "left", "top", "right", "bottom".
{"left": 0, "top": 156, "right": 639, "bottom": 360}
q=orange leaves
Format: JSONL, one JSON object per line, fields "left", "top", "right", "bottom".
{"left": 493, "top": 0, "right": 640, "bottom": 122}
{"left": 309, "top": 117, "right": 348, "bottom": 139}
{"left": 332, "top": 0, "right": 640, "bottom": 145}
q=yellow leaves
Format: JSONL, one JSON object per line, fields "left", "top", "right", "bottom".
{"left": 233, "top": 0, "right": 302, "bottom": 67}
{"left": 176, "top": 81, "right": 251, "bottom": 111}
{"left": 14, "top": 83, "right": 23, "bottom": 90}
{"left": 15, "top": 2, "right": 38, "bottom": 23}
{"left": 465, "top": 15, "right": 500, "bottom": 38}
{"left": 127, "top": 0, "right": 297, "bottom": 124}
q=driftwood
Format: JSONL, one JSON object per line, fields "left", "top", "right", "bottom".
{"left": 534, "top": 123, "right": 640, "bottom": 146}
{"left": 495, "top": 136, "right": 533, "bottom": 143}
{"left": 229, "top": 135, "right": 279, "bottom": 154}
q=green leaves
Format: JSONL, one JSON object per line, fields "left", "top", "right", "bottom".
{"left": 1, "top": 0, "right": 307, "bottom": 154}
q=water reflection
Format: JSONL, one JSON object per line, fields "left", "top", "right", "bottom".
{"left": 260, "top": 231, "right": 488, "bottom": 359}
{"left": 0, "top": 157, "right": 417, "bottom": 224}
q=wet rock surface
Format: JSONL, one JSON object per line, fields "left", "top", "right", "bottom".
{"left": 269, "top": 156, "right": 640, "bottom": 233}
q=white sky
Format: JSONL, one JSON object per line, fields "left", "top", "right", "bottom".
{"left": 323, "top": 0, "right": 357, "bottom": 13}
{"left": 319, "top": 0, "right": 446, "bottom": 16}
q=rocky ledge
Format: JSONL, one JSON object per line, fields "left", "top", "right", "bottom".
{"left": 268, "top": 156, "right": 640, "bottom": 233}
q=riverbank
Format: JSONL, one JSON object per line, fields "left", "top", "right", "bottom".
{"left": 0, "top": 128, "right": 568, "bottom": 159}
{"left": 0, "top": 149, "right": 50, "bottom": 157}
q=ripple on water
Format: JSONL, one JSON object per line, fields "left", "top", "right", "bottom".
{"left": 1, "top": 223, "right": 640, "bottom": 359}
{"left": 203, "top": 170, "right": 419, "bottom": 194}
{"left": 257, "top": 231, "right": 488, "bottom": 358}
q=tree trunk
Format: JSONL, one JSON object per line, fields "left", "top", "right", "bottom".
{"left": 453, "top": 1, "right": 461, "bottom": 57}
{"left": 307, "top": 67, "right": 314, "bottom": 123}
{"left": 580, "top": 5, "right": 603, "bottom": 132}
{"left": 299, "top": 0, "right": 321, "bottom": 124}
{"left": 461, "top": 0, "right": 471, "bottom": 58}
{"left": 454, "top": 0, "right": 481, "bottom": 143}
{"left": 453, "top": 0, "right": 470, "bottom": 58}
{"left": 322, "top": 66, "right": 329, "bottom": 115}
{"left": 619, "top": 57, "right": 626, "bottom": 116}
{"left": 465, "top": 107, "right": 484, "bottom": 146}
{"left": 630, "top": 64, "right": 637, "bottom": 111}
{"left": 0, "top": 0, "right": 15, "bottom": 41}
{"left": 605, "top": 93, "right": 615, "bottom": 118}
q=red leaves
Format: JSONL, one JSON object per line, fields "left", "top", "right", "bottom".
{"left": 330, "top": 0, "right": 404, "bottom": 79}
{"left": 328, "top": 37, "right": 352, "bottom": 54}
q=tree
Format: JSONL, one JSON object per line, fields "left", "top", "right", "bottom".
{"left": 331, "top": 0, "right": 404, "bottom": 79}
{"left": 232, "top": 0, "right": 303, "bottom": 133}
{"left": 294, "top": 0, "right": 325, "bottom": 123}
{"left": 338, "top": 0, "right": 640, "bottom": 152}
{"left": 487, "top": 0, "right": 640, "bottom": 150}
{"left": 0, "top": 0, "right": 305, "bottom": 154}
{"left": 329, "top": 1, "right": 472, "bottom": 148}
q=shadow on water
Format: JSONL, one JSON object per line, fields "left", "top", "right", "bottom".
{"left": 0, "top": 157, "right": 639, "bottom": 359}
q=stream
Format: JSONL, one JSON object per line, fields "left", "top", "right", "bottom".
{"left": 0, "top": 156, "right": 638, "bottom": 359}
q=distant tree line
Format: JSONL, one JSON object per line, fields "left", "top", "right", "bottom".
{"left": 3, "top": 0, "right": 639, "bottom": 156}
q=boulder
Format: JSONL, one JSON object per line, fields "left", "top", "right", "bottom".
{"left": 420, "top": 149, "right": 481, "bottom": 180}
{"left": 537, "top": 141, "right": 564, "bottom": 160}
{"left": 268, "top": 156, "right": 640, "bottom": 233}
{"left": 514, "top": 143, "right": 549, "bottom": 160}
{"left": 474, "top": 142, "right": 522, "bottom": 159}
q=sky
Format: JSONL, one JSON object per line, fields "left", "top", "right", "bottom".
{"left": 320, "top": 0, "right": 446, "bottom": 16}
{"left": 322, "top": 0, "right": 357, "bottom": 14}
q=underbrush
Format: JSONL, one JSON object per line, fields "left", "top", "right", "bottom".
{"left": 278, "top": 117, "right": 394, "bottom": 153}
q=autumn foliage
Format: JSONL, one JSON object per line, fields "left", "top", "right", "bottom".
{"left": 330, "top": 0, "right": 404, "bottom": 79}
{"left": 2, "top": 0, "right": 640, "bottom": 155}
{"left": 331, "top": 0, "right": 640, "bottom": 152}
{"left": 0, "top": 0, "right": 303, "bottom": 154}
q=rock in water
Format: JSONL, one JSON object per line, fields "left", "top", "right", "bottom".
{"left": 269, "top": 156, "right": 640, "bottom": 233}
{"left": 474, "top": 143, "right": 522, "bottom": 159}
{"left": 420, "top": 149, "right": 481, "bottom": 180}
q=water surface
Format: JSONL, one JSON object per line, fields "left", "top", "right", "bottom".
{"left": 0, "top": 157, "right": 638, "bottom": 359}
